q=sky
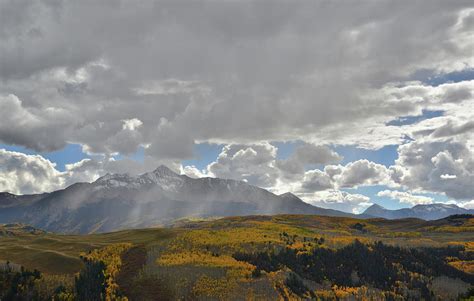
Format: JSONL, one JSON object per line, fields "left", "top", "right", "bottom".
{"left": 1, "top": 0, "right": 473, "bottom": 214}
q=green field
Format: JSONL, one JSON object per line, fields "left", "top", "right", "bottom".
{"left": 0, "top": 214, "right": 473, "bottom": 300}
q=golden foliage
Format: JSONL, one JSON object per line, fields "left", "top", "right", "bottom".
{"left": 448, "top": 260, "right": 474, "bottom": 274}
{"left": 81, "top": 243, "right": 133, "bottom": 301}
{"left": 191, "top": 275, "right": 236, "bottom": 299}
{"left": 158, "top": 250, "right": 254, "bottom": 274}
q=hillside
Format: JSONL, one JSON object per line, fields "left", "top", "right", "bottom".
{"left": 0, "top": 166, "right": 354, "bottom": 234}
{"left": 0, "top": 214, "right": 472, "bottom": 300}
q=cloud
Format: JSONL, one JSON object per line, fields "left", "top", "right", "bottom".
{"left": 440, "top": 174, "right": 457, "bottom": 180}
{"left": 1, "top": 1, "right": 473, "bottom": 159}
{"left": 377, "top": 189, "right": 433, "bottom": 206}
{"left": 305, "top": 190, "right": 372, "bottom": 214}
{"left": 0, "top": 94, "right": 73, "bottom": 151}
{"left": 133, "top": 79, "right": 210, "bottom": 96}
{"left": 122, "top": 118, "right": 143, "bottom": 131}
{"left": 458, "top": 200, "right": 474, "bottom": 209}
{"left": 393, "top": 139, "right": 474, "bottom": 200}
{"left": 277, "top": 144, "right": 342, "bottom": 177}
{"left": 180, "top": 165, "right": 207, "bottom": 179}
{"left": 298, "top": 159, "right": 397, "bottom": 197}
{"left": 207, "top": 143, "right": 278, "bottom": 187}
{"left": 431, "top": 120, "right": 474, "bottom": 138}
{"left": 301, "top": 170, "right": 333, "bottom": 192}
{"left": 336, "top": 160, "right": 393, "bottom": 188}
{"left": 0, "top": 149, "right": 64, "bottom": 194}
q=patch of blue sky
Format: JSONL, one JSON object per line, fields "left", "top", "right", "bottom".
{"left": 410, "top": 68, "right": 474, "bottom": 86}
{"left": 422, "top": 68, "right": 474, "bottom": 86}
{"left": 182, "top": 143, "right": 223, "bottom": 170}
{"left": 0, "top": 143, "right": 89, "bottom": 172}
{"left": 334, "top": 145, "right": 398, "bottom": 168}
{"left": 272, "top": 140, "right": 305, "bottom": 160}
{"left": 386, "top": 109, "right": 444, "bottom": 126}
{"left": 265, "top": 141, "right": 399, "bottom": 169}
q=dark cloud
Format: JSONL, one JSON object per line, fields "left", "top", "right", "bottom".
{"left": 1, "top": 1, "right": 473, "bottom": 156}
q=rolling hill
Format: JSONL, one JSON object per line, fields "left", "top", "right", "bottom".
{"left": 0, "top": 214, "right": 472, "bottom": 300}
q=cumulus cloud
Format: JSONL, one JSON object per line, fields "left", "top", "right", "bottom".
{"left": 377, "top": 190, "right": 433, "bottom": 206}
{"left": 336, "top": 160, "right": 393, "bottom": 188}
{"left": 0, "top": 149, "right": 64, "bottom": 194}
{"left": 301, "top": 170, "right": 334, "bottom": 192}
{"left": 393, "top": 139, "right": 474, "bottom": 200}
{"left": 299, "top": 159, "right": 396, "bottom": 193}
{"left": 207, "top": 143, "right": 278, "bottom": 187}
{"left": 180, "top": 165, "right": 208, "bottom": 179}
{"left": 305, "top": 190, "right": 372, "bottom": 214}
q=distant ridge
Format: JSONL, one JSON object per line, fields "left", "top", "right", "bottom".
{"left": 364, "top": 203, "right": 474, "bottom": 220}
{"left": 0, "top": 165, "right": 354, "bottom": 234}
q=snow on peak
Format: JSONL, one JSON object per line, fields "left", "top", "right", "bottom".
{"left": 94, "top": 173, "right": 137, "bottom": 189}
{"left": 93, "top": 165, "right": 184, "bottom": 191}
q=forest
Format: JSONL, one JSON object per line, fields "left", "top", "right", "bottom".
{"left": 233, "top": 240, "right": 474, "bottom": 300}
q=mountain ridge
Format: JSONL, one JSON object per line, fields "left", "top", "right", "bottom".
{"left": 0, "top": 165, "right": 354, "bottom": 234}
{"left": 364, "top": 202, "right": 474, "bottom": 220}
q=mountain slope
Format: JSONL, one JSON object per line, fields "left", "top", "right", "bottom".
{"left": 364, "top": 203, "right": 474, "bottom": 220}
{"left": 0, "top": 165, "right": 354, "bottom": 233}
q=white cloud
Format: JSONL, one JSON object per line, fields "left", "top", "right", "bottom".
{"left": 0, "top": 149, "right": 64, "bottom": 194}
{"left": 180, "top": 165, "right": 208, "bottom": 179}
{"left": 304, "top": 190, "right": 372, "bottom": 214}
{"left": 122, "top": 118, "right": 143, "bottom": 131}
{"left": 207, "top": 143, "right": 279, "bottom": 188}
{"left": 440, "top": 174, "right": 457, "bottom": 179}
{"left": 458, "top": 200, "right": 474, "bottom": 209}
{"left": 377, "top": 190, "right": 433, "bottom": 206}
{"left": 336, "top": 160, "right": 394, "bottom": 188}
{"left": 393, "top": 139, "right": 474, "bottom": 200}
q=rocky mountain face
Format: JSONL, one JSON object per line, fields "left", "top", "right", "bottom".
{"left": 0, "top": 165, "right": 354, "bottom": 234}
{"left": 363, "top": 203, "right": 474, "bottom": 220}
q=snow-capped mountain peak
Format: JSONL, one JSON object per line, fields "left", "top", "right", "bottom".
{"left": 92, "top": 165, "right": 185, "bottom": 192}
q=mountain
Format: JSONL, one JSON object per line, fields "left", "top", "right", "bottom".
{"left": 363, "top": 203, "right": 474, "bottom": 220}
{"left": 0, "top": 165, "right": 354, "bottom": 234}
